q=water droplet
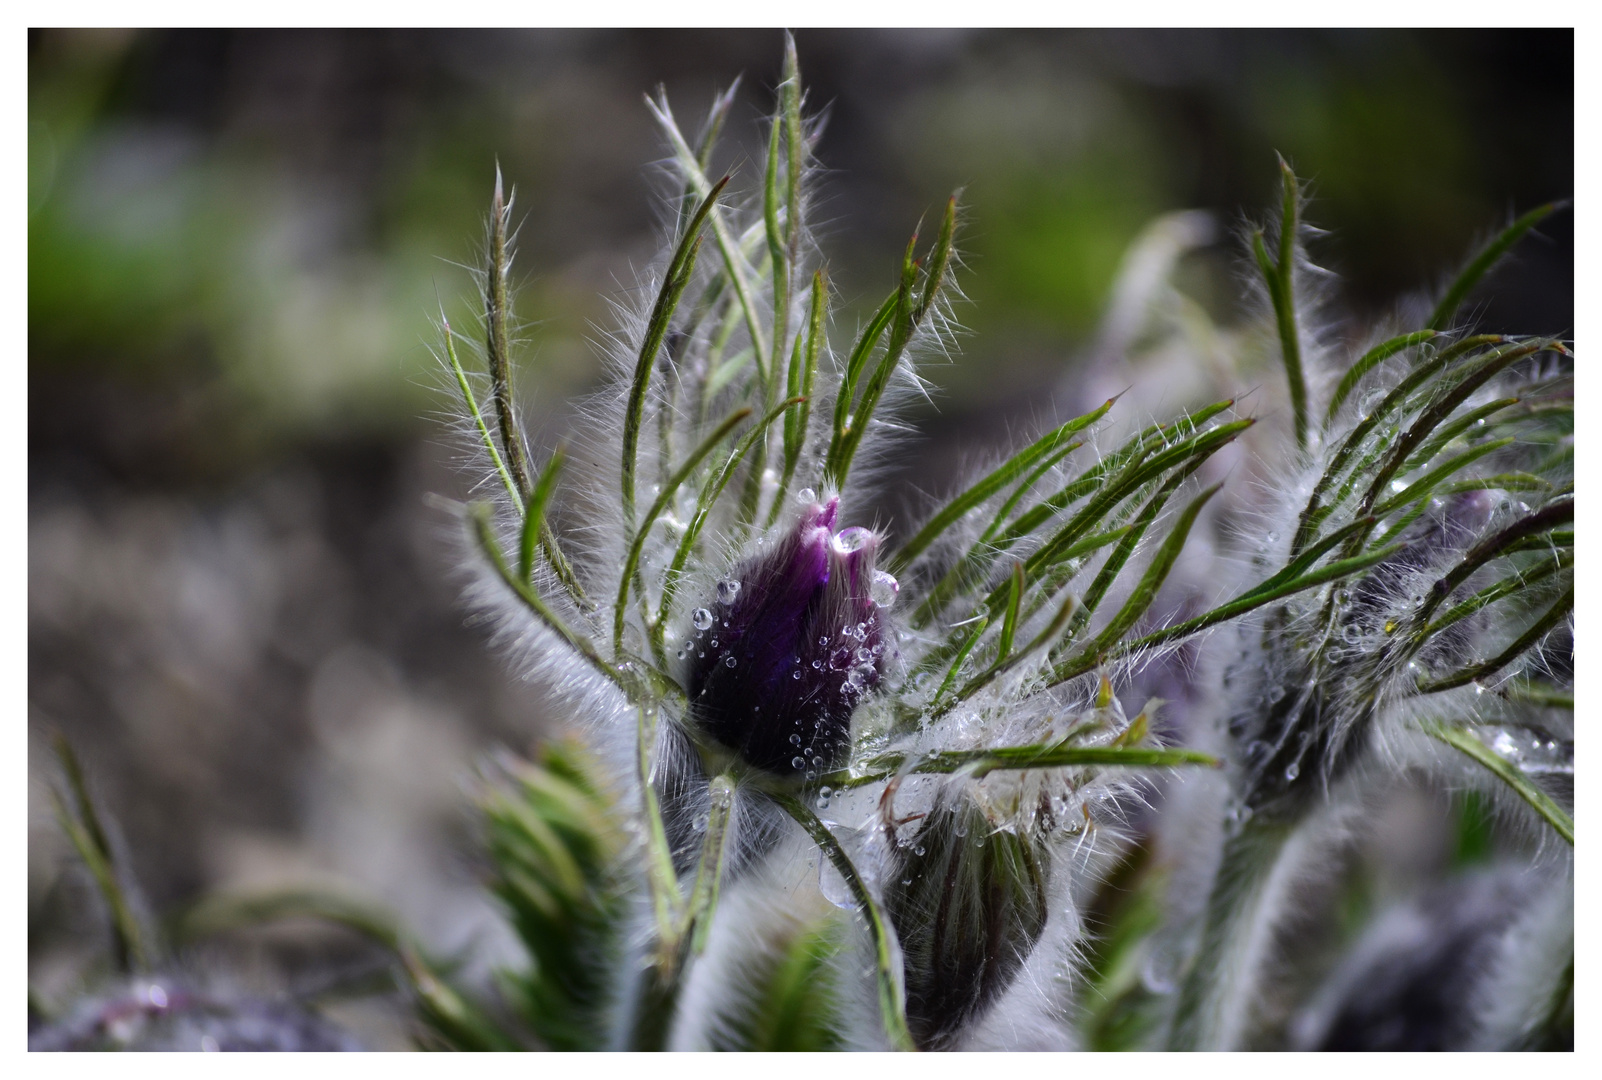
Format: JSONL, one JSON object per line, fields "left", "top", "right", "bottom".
{"left": 819, "top": 786, "right": 833, "bottom": 800}
{"left": 717, "top": 579, "right": 742, "bottom": 604}
{"left": 693, "top": 813, "right": 709, "bottom": 832}
{"left": 1284, "top": 761, "right": 1300, "bottom": 782}
{"left": 790, "top": 733, "right": 803, "bottom": 746}
{"left": 812, "top": 659, "right": 823, "bottom": 670}
{"left": 692, "top": 608, "right": 714, "bottom": 630}
{"left": 792, "top": 756, "right": 807, "bottom": 770}
{"left": 797, "top": 487, "right": 817, "bottom": 504}
{"left": 834, "top": 527, "right": 871, "bottom": 553}
{"left": 913, "top": 844, "right": 926, "bottom": 857}
{"left": 856, "top": 647, "right": 871, "bottom": 662}
{"left": 723, "top": 654, "right": 737, "bottom": 668}
{"left": 870, "top": 570, "right": 900, "bottom": 608}
{"left": 1342, "top": 624, "right": 1362, "bottom": 645}
{"left": 830, "top": 646, "right": 853, "bottom": 670}
{"left": 792, "top": 670, "right": 802, "bottom": 679}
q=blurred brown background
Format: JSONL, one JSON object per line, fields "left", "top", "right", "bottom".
{"left": 29, "top": 28, "right": 1572, "bottom": 1045}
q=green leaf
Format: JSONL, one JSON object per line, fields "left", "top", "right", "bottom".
{"left": 621, "top": 175, "right": 729, "bottom": 530}
{"left": 708, "top": 919, "right": 846, "bottom": 1051}
{"left": 1372, "top": 437, "right": 1515, "bottom": 517}
{"left": 822, "top": 743, "right": 1219, "bottom": 790}
{"left": 518, "top": 449, "right": 564, "bottom": 583}
{"left": 1419, "top": 720, "right": 1572, "bottom": 845}
{"left": 471, "top": 504, "right": 626, "bottom": 690}
{"left": 1057, "top": 483, "right": 1221, "bottom": 671}
{"left": 774, "top": 794, "right": 915, "bottom": 1051}
{"left": 1414, "top": 587, "right": 1572, "bottom": 694}
{"left": 51, "top": 734, "right": 151, "bottom": 973}
{"left": 485, "top": 166, "right": 533, "bottom": 499}
{"left": 615, "top": 406, "right": 751, "bottom": 654}
{"left": 1428, "top": 203, "right": 1564, "bottom": 332}
{"left": 1424, "top": 550, "right": 1570, "bottom": 637}
{"left": 890, "top": 396, "right": 1113, "bottom": 571}
{"left": 1326, "top": 330, "right": 1437, "bottom": 423}
{"left": 654, "top": 397, "right": 806, "bottom": 652}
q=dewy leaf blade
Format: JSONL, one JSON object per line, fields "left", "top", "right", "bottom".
{"left": 1420, "top": 720, "right": 1572, "bottom": 845}
{"left": 774, "top": 794, "right": 914, "bottom": 1051}
{"left": 1428, "top": 203, "right": 1564, "bottom": 332}
{"left": 1415, "top": 587, "right": 1572, "bottom": 694}
{"left": 1373, "top": 437, "right": 1515, "bottom": 517}
{"left": 890, "top": 397, "right": 1113, "bottom": 571}
{"left": 616, "top": 406, "right": 752, "bottom": 654}
{"left": 656, "top": 398, "right": 806, "bottom": 649}
{"left": 1326, "top": 330, "right": 1437, "bottom": 422}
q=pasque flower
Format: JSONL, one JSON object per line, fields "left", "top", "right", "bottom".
{"left": 684, "top": 496, "right": 896, "bottom": 776}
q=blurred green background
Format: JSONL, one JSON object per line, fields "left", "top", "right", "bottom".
{"left": 29, "top": 29, "right": 1571, "bottom": 1046}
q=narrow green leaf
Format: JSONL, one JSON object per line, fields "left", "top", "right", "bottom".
{"left": 1415, "top": 499, "right": 1572, "bottom": 624}
{"left": 890, "top": 397, "right": 1113, "bottom": 571}
{"left": 927, "top": 614, "right": 989, "bottom": 711}
{"left": 1291, "top": 333, "right": 1504, "bottom": 557}
{"left": 997, "top": 562, "right": 1024, "bottom": 660}
{"left": 1356, "top": 340, "right": 1548, "bottom": 522}
{"left": 828, "top": 289, "right": 899, "bottom": 470}
{"left": 616, "top": 406, "right": 752, "bottom": 654}
{"left": 647, "top": 95, "right": 771, "bottom": 384}
{"left": 1115, "top": 543, "right": 1402, "bottom": 664}
{"left": 1415, "top": 587, "right": 1572, "bottom": 694}
{"left": 442, "top": 311, "right": 523, "bottom": 517}
{"left": 52, "top": 735, "right": 150, "bottom": 973}
{"left": 519, "top": 449, "right": 565, "bottom": 583}
{"left": 1075, "top": 483, "right": 1221, "bottom": 658}
{"left": 1326, "top": 330, "right": 1438, "bottom": 422}
{"left": 637, "top": 705, "right": 685, "bottom": 963}
{"left": 1428, "top": 203, "right": 1564, "bottom": 331}
{"left": 655, "top": 398, "right": 806, "bottom": 651}
{"left": 622, "top": 175, "right": 729, "bottom": 531}
{"left": 945, "top": 587, "right": 1079, "bottom": 710}
{"left": 774, "top": 794, "right": 914, "bottom": 1051}
{"left": 471, "top": 505, "right": 626, "bottom": 690}
{"left": 486, "top": 165, "right": 534, "bottom": 498}
{"left": 1372, "top": 437, "right": 1515, "bottom": 518}
{"left": 685, "top": 774, "right": 735, "bottom": 955}
{"left": 1424, "top": 550, "right": 1570, "bottom": 637}
{"left": 821, "top": 743, "right": 1219, "bottom": 791}
{"left": 1419, "top": 720, "right": 1572, "bottom": 845}
{"left": 1404, "top": 396, "right": 1519, "bottom": 471}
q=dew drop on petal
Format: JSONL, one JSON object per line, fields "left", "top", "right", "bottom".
{"left": 792, "top": 756, "right": 807, "bottom": 770}
{"left": 870, "top": 570, "right": 900, "bottom": 608}
{"left": 717, "top": 579, "right": 742, "bottom": 604}
{"left": 790, "top": 733, "right": 803, "bottom": 747}
{"left": 1284, "top": 761, "right": 1301, "bottom": 782}
{"left": 692, "top": 608, "right": 714, "bottom": 630}
{"left": 723, "top": 654, "right": 737, "bottom": 668}
{"left": 797, "top": 487, "right": 817, "bottom": 505}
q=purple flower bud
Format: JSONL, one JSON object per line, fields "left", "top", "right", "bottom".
{"left": 685, "top": 497, "right": 893, "bottom": 776}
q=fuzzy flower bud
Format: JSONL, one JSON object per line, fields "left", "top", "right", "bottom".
{"left": 685, "top": 497, "right": 894, "bottom": 776}
{"left": 884, "top": 796, "right": 1051, "bottom": 1050}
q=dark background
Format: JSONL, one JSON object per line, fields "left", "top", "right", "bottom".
{"left": 29, "top": 28, "right": 1572, "bottom": 1045}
